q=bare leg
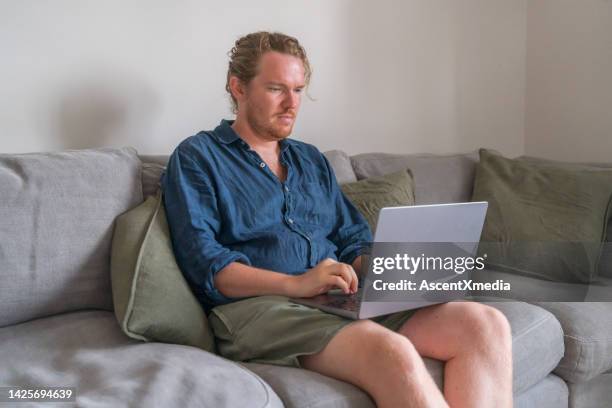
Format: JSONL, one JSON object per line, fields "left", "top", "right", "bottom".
{"left": 398, "top": 302, "right": 513, "bottom": 407}
{"left": 299, "top": 320, "right": 448, "bottom": 408}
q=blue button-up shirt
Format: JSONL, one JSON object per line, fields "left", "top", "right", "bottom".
{"left": 161, "top": 119, "right": 372, "bottom": 310}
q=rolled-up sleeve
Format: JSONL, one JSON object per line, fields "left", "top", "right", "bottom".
{"left": 323, "top": 157, "right": 373, "bottom": 265}
{"left": 161, "top": 144, "right": 250, "bottom": 307}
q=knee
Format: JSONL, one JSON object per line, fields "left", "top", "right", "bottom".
{"left": 352, "top": 320, "right": 423, "bottom": 375}
{"left": 460, "top": 303, "right": 512, "bottom": 354}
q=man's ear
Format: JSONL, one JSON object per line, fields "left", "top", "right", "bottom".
{"left": 229, "top": 76, "right": 246, "bottom": 104}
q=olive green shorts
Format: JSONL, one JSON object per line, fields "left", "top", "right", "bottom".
{"left": 208, "top": 295, "right": 418, "bottom": 368}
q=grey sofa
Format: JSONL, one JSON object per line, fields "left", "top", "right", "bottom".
{"left": 1, "top": 146, "right": 610, "bottom": 408}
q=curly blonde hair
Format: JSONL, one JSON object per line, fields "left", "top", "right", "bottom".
{"left": 225, "top": 31, "right": 311, "bottom": 114}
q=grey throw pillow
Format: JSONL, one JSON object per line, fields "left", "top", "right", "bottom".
{"left": 0, "top": 147, "right": 142, "bottom": 327}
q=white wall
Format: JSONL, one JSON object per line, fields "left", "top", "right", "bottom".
{"left": 525, "top": 0, "right": 612, "bottom": 162}
{"left": 0, "top": 0, "right": 526, "bottom": 156}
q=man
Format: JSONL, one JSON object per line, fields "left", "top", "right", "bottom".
{"left": 162, "top": 31, "right": 512, "bottom": 407}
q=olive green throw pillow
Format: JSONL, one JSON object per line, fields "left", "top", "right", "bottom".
{"left": 472, "top": 149, "right": 612, "bottom": 283}
{"left": 111, "top": 189, "right": 215, "bottom": 352}
{"left": 341, "top": 169, "right": 415, "bottom": 232}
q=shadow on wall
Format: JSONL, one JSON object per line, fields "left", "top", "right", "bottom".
{"left": 52, "top": 72, "right": 160, "bottom": 150}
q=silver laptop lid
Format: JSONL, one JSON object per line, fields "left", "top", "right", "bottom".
{"left": 373, "top": 202, "right": 488, "bottom": 243}
{"left": 358, "top": 201, "right": 488, "bottom": 319}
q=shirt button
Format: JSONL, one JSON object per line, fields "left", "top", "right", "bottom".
{"left": 287, "top": 218, "right": 294, "bottom": 224}
{"left": 284, "top": 185, "right": 289, "bottom": 192}
{"left": 259, "top": 162, "right": 266, "bottom": 168}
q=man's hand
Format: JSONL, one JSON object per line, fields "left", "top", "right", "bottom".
{"left": 287, "top": 258, "right": 358, "bottom": 298}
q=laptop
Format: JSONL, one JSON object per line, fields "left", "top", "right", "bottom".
{"left": 290, "top": 201, "right": 488, "bottom": 319}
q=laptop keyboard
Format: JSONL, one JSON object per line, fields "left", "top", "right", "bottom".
{"left": 321, "top": 293, "right": 360, "bottom": 312}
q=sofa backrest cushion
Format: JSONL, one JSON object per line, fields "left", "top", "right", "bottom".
{"left": 323, "top": 150, "right": 357, "bottom": 184}
{"left": 0, "top": 147, "right": 142, "bottom": 327}
{"left": 350, "top": 151, "right": 479, "bottom": 205}
{"left": 139, "top": 155, "right": 168, "bottom": 198}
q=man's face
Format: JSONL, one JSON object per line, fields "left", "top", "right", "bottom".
{"left": 239, "top": 51, "right": 306, "bottom": 140}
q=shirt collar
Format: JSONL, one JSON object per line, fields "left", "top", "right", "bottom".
{"left": 214, "top": 119, "right": 241, "bottom": 144}
{"left": 213, "top": 119, "right": 297, "bottom": 152}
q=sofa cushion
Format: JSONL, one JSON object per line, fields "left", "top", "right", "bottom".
{"left": 142, "top": 162, "right": 166, "bottom": 197}
{"left": 472, "top": 149, "right": 612, "bottom": 283}
{"left": 324, "top": 150, "right": 357, "bottom": 184}
{"left": 139, "top": 154, "right": 169, "bottom": 167}
{"left": 350, "top": 151, "right": 478, "bottom": 205}
{"left": 341, "top": 169, "right": 415, "bottom": 231}
{"left": 600, "top": 242, "right": 612, "bottom": 280}
{"left": 534, "top": 302, "right": 612, "bottom": 383}
{"left": 245, "top": 359, "right": 441, "bottom": 408}
{"left": 568, "top": 368, "right": 612, "bottom": 408}
{"left": 111, "top": 190, "right": 215, "bottom": 352}
{"left": 0, "top": 147, "right": 142, "bottom": 327}
{"left": 0, "top": 311, "right": 282, "bottom": 408}
{"left": 139, "top": 154, "right": 169, "bottom": 198}
{"left": 515, "top": 374, "right": 568, "bottom": 408}
{"left": 244, "top": 362, "right": 375, "bottom": 408}
{"left": 487, "top": 301, "right": 565, "bottom": 393}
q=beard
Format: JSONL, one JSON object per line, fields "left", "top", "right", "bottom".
{"left": 245, "top": 104, "right": 295, "bottom": 141}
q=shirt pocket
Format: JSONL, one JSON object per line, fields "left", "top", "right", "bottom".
{"left": 295, "top": 181, "right": 335, "bottom": 226}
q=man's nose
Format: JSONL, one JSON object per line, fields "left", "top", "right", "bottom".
{"left": 282, "top": 91, "right": 299, "bottom": 109}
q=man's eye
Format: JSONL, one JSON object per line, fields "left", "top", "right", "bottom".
{"left": 295, "top": 88, "right": 304, "bottom": 94}
{"left": 269, "top": 87, "right": 281, "bottom": 92}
